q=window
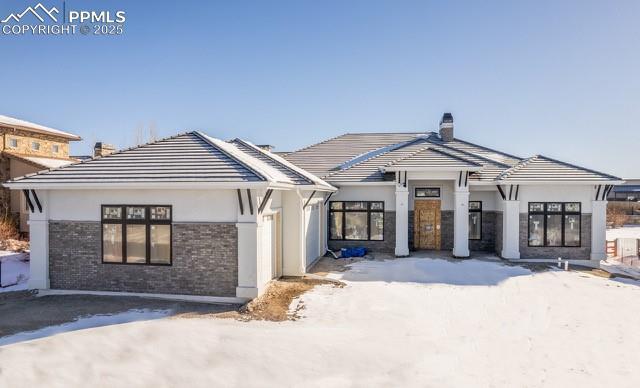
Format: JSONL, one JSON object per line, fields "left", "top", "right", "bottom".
{"left": 52, "top": 144, "right": 60, "bottom": 153}
{"left": 31, "top": 141, "right": 40, "bottom": 151}
{"left": 8, "top": 138, "right": 18, "bottom": 148}
{"left": 329, "top": 201, "right": 384, "bottom": 241}
{"left": 528, "top": 202, "right": 581, "bottom": 247}
{"left": 101, "top": 205, "right": 172, "bottom": 265}
{"left": 469, "top": 201, "right": 482, "bottom": 240}
{"left": 415, "top": 187, "right": 440, "bottom": 198}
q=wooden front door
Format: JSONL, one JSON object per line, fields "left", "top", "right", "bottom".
{"left": 414, "top": 200, "right": 441, "bottom": 250}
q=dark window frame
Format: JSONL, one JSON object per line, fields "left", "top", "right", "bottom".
{"left": 329, "top": 201, "right": 385, "bottom": 241}
{"left": 415, "top": 187, "right": 441, "bottom": 198}
{"left": 527, "top": 202, "right": 581, "bottom": 248}
{"left": 101, "top": 205, "right": 173, "bottom": 266}
{"left": 469, "top": 201, "right": 482, "bottom": 241}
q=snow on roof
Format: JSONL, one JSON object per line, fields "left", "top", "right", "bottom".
{"left": 0, "top": 115, "right": 81, "bottom": 140}
{"left": 18, "top": 155, "right": 77, "bottom": 169}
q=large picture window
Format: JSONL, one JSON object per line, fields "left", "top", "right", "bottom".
{"left": 528, "top": 202, "right": 581, "bottom": 247}
{"left": 329, "top": 201, "right": 384, "bottom": 241}
{"left": 101, "top": 205, "right": 172, "bottom": 265}
{"left": 468, "top": 201, "right": 482, "bottom": 240}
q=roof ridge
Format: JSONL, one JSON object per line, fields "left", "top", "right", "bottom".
{"left": 423, "top": 147, "right": 483, "bottom": 166}
{"left": 193, "top": 132, "right": 268, "bottom": 182}
{"left": 6, "top": 131, "right": 195, "bottom": 183}
{"left": 495, "top": 155, "right": 537, "bottom": 181}
{"left": 425, "top": 140, "right": 511, "bottom": 168}
{"left": 324, "top": 138, "right": 425, "bottom": 178}
{"left": 384, "top": 144, "right": 432, "bottom": 167}
{"left": 231, "top": 138, "right": 314, "bottom": 184}
{"left": 534, "top": 154, "right": 622, "bottom": 181}
{"left": 450, "top": 137, "right": 523, "bottom": 162}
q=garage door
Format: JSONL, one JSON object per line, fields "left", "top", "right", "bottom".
{"left": 305, "top": 204, "right": 320, "bottom": 267}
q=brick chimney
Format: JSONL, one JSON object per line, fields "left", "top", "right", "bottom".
{"left": 439, "top": 112, "right": 454, "bottom": 142}
{"left": 94, "top": 142, "right": 116, "bottom": 157}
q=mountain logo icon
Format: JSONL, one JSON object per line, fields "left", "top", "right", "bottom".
{"left": 1, "top": 3, "right": 59, "bottom": 23}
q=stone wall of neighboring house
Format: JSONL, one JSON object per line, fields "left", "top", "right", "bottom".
{"left": 518, "top": 213, "right": 592, "bottom": 260}
{"left": 469, "top": 211, "right": 497, "bottom": 252}
{"left": 0, "top": 127, "right": 71, "bottom": 158}
{"left": 48, "top": 221, "right": 238, "bottom": 296}
{"left": 328, "top": 211, "right": 396, "bottom": 254}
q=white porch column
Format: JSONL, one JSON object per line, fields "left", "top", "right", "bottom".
{"left": 28, "top": 190, "right": 49, "bottom": 289}
{"left": 395, "top": 185, "right": 409, "bottom": 257}
{"left": 236, "top": 189, "right": 261, "bottom": 299}
{"left": 591, "top": 200, "right": 607, "bottom": 261}
{"left": 501, "top": 200, "right": 521, "bottom": 259}
{"left": 453, "top": 186, "right": 470, "bottom": 258}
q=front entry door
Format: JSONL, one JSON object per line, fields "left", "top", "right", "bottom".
{"left": 414, "top": 200, "right": 441, "bottom": 250}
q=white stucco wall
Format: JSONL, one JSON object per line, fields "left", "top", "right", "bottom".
{"left": 408, "top": 180, "right": 455, "bottom": 210}
{"left": 48, "top": 189, "right": 239, "bottom": 222}
{"left": 331, "top": 185, "right": 396, "bottom": 210}
{"left": 517, "top": 185, "right": 593, "bottom": 213}
{"left": 469, "top": 190, "right": 498, "bottom": 211}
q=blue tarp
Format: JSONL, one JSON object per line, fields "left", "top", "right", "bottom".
{"left": 340, "top": 247, "right": 367, "bottom": 258}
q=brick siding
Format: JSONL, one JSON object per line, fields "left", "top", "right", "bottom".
{"left": 519, "top": 213, "right": 592, "bottom": 260}
{"left": 48, "top": 221, "right": 238, "bottom": 296}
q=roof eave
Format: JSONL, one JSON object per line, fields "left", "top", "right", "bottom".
{"left": 382, "top": 166, "right": 483, "bottom": 172}
{"left": 495, "top": 180, "right": 626, "bottom": 185}
{"left": 1, "top": 123, "right": 81, "bottom": 141}
{"left": 2, "top": 181, "right": 274, "bottom": 190}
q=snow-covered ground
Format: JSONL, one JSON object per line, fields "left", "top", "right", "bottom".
{"left": 1, "top": 258, "right": 639, "bottom": 387}
{"left": 0, "top": 251, "right": 29, "bottom": 292}
{"left": 607, "top": 225, "right": 640, "bottom": 240}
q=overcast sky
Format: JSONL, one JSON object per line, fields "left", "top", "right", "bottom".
{"left": 1, "top": 0, "right": 638, "bottom": 177}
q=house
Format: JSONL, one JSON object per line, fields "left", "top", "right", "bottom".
{"left": 4, "top": 131, "right": 335, "bottom": 302}
{"left": 0, "top": 115, "right": 81, "bottom": 234}
{"left": 607, "top": 179, "right": 640, "bottom": 224}
{"left": 3, "top": 114, "right": 623, "bottom": 301}
{"left": 284, "top": 113, "right": 622, "bottom": 262}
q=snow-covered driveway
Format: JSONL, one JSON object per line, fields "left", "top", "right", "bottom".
{"left": 1, "top": 258, "right": 639, "bottom": 388}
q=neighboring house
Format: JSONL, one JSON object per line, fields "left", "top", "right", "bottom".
{"left": 0, "top": 115, "right": 81, "bottom": 234}
{"left": 2, "top": 114, "right": 623, "bottom": 301}
{"left": 4, "top": 132, "right": 335, "bottom": 302}
{"left": 284, "top": 113, "right": 622, "bottom": 264}
{"left": 608, "top": 179, "right": 640, "bottom": 224}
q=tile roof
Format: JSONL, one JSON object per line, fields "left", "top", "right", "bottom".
{"left": 284, "top": 132, "right": 424, "bottom": 178}
{"left": 0, "top": 114, "right": 81, "bottom": 140}
{"left": 5, "top": 132, "right": 271, "bottom": 185}
{"left": 496, "top": 155, "right": 621, "bottom": 183}
{"left": 230, "top": 139, "right": 313, "bottom": 185}
{"left": 283, "top": 131, "right": 620, "bottom": 184}
{"left": 385, "top": 146, "right": 482, "bottom": 170}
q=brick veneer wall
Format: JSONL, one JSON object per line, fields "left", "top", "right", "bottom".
{"left": 469, "top": 211, "right": 497, "bottom": 252}
{"left": 495, "top": 211, "right": 503, "bottom": 255}
{"left": 518, "top": 213, "right": 592, "bottom": 260}
{"left": 440, "top": 210, "right": 454, "bottom": 250}
{"left": 328, "top": 211, "right": 396, "bottom": 253}
{"left": 49, "top": 221, "right": 238, "bottom": 296}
